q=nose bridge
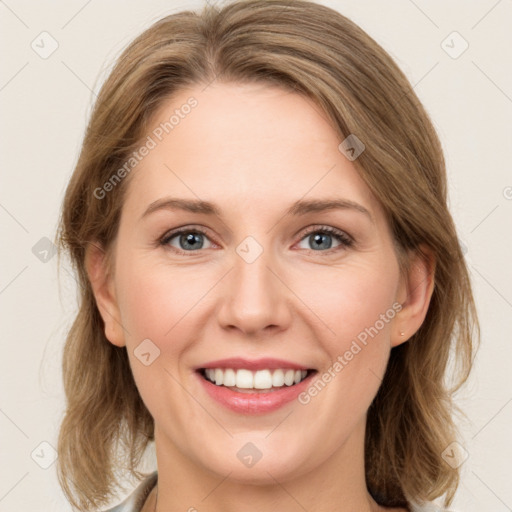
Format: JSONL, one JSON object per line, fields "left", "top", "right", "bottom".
{"left": 217, "top": 235, "right": 291, "bottom": 334}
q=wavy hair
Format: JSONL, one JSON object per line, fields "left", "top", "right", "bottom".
{"left": 57, "top": 0, "right": 479, "bottom": 509}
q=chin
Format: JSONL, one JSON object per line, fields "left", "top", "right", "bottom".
{"left": 196, "top": 442, "right": 314, "bottom": 484}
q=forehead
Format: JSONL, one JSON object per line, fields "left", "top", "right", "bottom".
{"left": 123, "top": 81, "right": 381, "bottom": 220}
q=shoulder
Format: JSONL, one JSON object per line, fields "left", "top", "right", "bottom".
{"left": 102, "top": 472, "right": 158, "bottom": 512}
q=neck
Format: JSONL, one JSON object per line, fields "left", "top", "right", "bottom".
{"left": 149, "top": 419, "right": 388, "bottom": 512}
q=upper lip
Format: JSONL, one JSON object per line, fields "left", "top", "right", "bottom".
{"left": 196, "top": 357, "right": 314, "bottom": 371}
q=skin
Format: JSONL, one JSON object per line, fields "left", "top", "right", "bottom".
{"left": 87, "top": 82, "right": 434, "bottom": 512}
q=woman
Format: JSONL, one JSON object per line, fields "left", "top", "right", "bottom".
{"left": 56, "top": 1, "right": 479, "bottom": 511}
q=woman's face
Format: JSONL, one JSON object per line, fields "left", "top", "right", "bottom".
{"left": 96, "top": 82, "right": 416, "bottom": 484}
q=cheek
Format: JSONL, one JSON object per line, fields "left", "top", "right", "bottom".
{"left": 296, "top": 258, "right": 399, "bottom": 400}
{"left": 114, "top": 259, "right": 209, "bottom": 423}
{"left": 116, "top": 259, "right": 205, "bottom": 343}
{"left": 295, "top": 257, "right": 399, "bottom": 345}
{"left": 116, "top": 248, "right": 399, "bottom": 359}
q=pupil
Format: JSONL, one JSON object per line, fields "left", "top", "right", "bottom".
{"left": 181, "top": 233, "right": 203, "bottom": 250}
{"left": 311, "top": 233, "right": 331, "bottom": 250}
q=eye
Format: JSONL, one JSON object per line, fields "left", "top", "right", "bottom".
{"left": 160, "top": 227, "right": 214, "bottom": 254}
{"left": 296, "top": 226, "right": 353, "bottom": 253}
{"left": 159, "top": 225, "right": 353, "bottom": 256}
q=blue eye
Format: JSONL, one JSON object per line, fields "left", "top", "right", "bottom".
{"left": 161, "top": 228, "right": 213, "bottom": 253}
{"left": 297, "top": 226, "right": 353, "bottom": 252}
{"left": 160, "top": 225, "right": 353, "bottom": 256}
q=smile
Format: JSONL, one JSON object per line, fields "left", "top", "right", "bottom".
{"left": 201, "top": 367, "right": 312, "bottom": 390}
{"left": 196, "top": 367, "right": 318, "bottom": 414}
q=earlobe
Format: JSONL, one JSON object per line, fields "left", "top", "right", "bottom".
{"left": 392, "top": 245, "right": 435, "bottom": 347}
{"left": 85, "top": 242, "right": 126, "bottom": 347}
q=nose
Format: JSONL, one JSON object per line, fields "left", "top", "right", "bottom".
{"left": 216, "top": 243, "right": 292, "bottom": 336}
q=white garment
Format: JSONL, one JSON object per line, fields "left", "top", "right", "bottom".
{"left": 104, "top": 472, "right": 157, "bottom": 512}
{"left": 410, "top": 503, "right": 453, "bottom": 512}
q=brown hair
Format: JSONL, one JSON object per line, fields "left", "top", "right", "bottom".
{"left": 57, "top": 0, "right": 479, "bottom": 509}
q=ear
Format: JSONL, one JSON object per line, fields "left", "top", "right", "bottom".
{"left": 391, "top": 245, "right": 435, "bottom": 348}
{"left": 85, "top": 242, "right": 126, "bottom": 347}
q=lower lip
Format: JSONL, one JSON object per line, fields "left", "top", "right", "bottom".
{"left": 196, "top": 370, "right": 316, "bottom": 415}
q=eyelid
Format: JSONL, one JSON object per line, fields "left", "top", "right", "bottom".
{"left": 294, "top": 224, "right": 354, "bottom": 252}
{"left": 159, "top": 225, "right": 215, "bottom": 246}
{"left": 298, "top": 224, "right": 353, "bottom": 243}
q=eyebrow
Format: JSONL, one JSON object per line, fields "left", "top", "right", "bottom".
{"left": 141, "top": 197, "right": 373, "bottom": 222}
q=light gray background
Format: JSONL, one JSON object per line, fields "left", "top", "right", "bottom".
{"left": 1, "top": 1, "right": 511, "bottom": 510}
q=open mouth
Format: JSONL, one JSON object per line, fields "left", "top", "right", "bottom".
{"left": 197, "top": 368, "right": 317, "bottom": 393}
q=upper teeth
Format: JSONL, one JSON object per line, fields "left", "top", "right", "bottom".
{"left": 204, "top": 368, "right": 308, "bottom": 389}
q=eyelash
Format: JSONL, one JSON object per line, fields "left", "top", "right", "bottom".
{"left": 159, "top": 225, "right": 354, "bottom": 256}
